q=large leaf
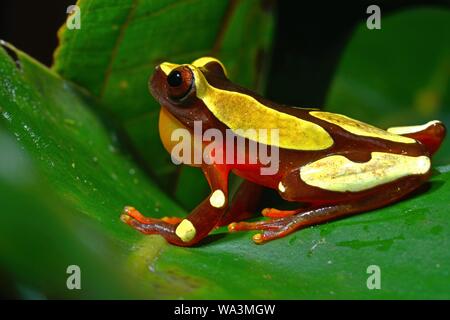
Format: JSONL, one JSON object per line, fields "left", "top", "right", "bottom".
{"left": 53, "top": 0, "right": 274, "bottom": 208}
{"left": 1, "top": 6, "right": 450, "bottom": 299}
{"left": 0, "top": 128, "right": 141, "bottom": 299}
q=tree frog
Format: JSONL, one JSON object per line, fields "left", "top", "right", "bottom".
{"left": 121, "top": 57, "right": 446, "bottom": 246}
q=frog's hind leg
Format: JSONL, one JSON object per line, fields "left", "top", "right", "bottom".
{"left": 229, "top": 174, "right": 428, "bottom": 244}
{"left": 387, "top": 120, "right": 446, "bottom": 155}
{"left": 228, "top": 206, "right": 310, "bottom": 235}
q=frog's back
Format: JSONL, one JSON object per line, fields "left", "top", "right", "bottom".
{"left": 201, "top": 67, "right": 445, "bottom": 158}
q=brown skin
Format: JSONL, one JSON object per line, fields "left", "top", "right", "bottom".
{"left": 121, "top": 60, "right": 446, "bottom": 245}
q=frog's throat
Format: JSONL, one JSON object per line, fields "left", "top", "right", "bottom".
{"left": 192, "top": 70, "right": 334, "bottom": 151}
{"left": 158, "top": 106, "right": 200, "bottom": 167}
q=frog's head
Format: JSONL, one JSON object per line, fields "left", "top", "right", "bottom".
{"left": 149, "top": 57, "right": 228, "bottom": 131}
{"left": 150, "top": 57, "right": 229, "bottom": 163}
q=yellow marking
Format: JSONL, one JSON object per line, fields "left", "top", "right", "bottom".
{"left": 415, "top": 89, "right": 440, "bottom": 115}
{"left": 300, "top": 152, "right": 430, "bottom": 192}
{"left": 310, "top": 111, "right": 416, "bottom": 144}
{"left": 175, "top": 219, "right": 196, "bottom": 242}
{"left": 209, "top": 189, "right": 226, "bottom": 208}
{"left": 160, "top": 57, "right": 227, "bottom": 77}
{"left": 278, "top": 181, "right": 286, "bottom": 193}
{"left": 387, "top": 120, "right": 441, "bottom": 135}
{"left": 192, "top": 57, "right": 228, "bottom": 76}
{"left": 253, "top": 233, "right": 263, "bottom": 244}
{"left": 190, "top": 68, "right": 333, "bottom": 151}
{"left": 119, "top": 80, "right": 128, "bottom": 89}
{"left": 158, "top": 59, "right": 334, "bottom": 150}
{"left": 158, "top": 107, "right": 200, "bottom": 167}
{"left": 159, "top": 62, "right": 179, "bottom": 75}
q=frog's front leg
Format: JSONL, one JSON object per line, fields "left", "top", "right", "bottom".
{"left": 121, "top": 164, "right": 230, "bottom": 246}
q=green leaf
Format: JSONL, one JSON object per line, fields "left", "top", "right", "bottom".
{"left": 326, "top": 8, "right": 450, "bottom": 165}
{"left": 53, "top": 0, "right": 274, "bottom": 207}
{"left": 0, "top": 128, "right": 140, "bottom": 299}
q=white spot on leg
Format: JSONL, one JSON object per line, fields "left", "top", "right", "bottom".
{"left": 278, "top": 181, "right": 286, "bottom": 193}
{"left": 387, "top": 120, "right": 441, "bottom": 135}
{"left": 209, "top": 189, "right": 226, "bottom": 208}
{"left": 175, "top": 219, "right": 196, "bottom": 242}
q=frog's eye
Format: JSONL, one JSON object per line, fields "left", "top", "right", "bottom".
{"left": 167, "top": 66, "right": 194, "bottom": 100}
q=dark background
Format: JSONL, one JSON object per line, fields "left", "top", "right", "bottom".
{"left": 1, "top": 0, "right": 448, "bottom": 107}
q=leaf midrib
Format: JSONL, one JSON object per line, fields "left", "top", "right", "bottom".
{"left": 99, "top": 0, "right": 139, "bottom": 99}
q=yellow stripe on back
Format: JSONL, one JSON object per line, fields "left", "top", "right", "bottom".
{"left": 310, "top": 111, "right": 416, "bottom": 144}
{"left": 159, "top": 62, "right": 179, "bottom": 75}
{"left": 387, "top": 120, "right": 441, "bottom": 135}
{"left": 192, "top": 57, "right": 228, "bottom": 76}
{"left": 193, "top": 71, "right": 334, "bottom": 151}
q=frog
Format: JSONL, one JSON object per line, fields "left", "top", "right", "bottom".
{"left": 120, "top": 57, "right": 446, "bottom": 246}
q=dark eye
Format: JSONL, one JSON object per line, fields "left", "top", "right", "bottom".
{"left": 167, "top": 67, "right": 194, "bottom": 100}
{"left": 167, "top": 71, "right": 182, "bottom": 87}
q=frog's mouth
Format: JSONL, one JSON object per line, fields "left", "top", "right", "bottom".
{"left": 158, "top": 106, "right": 201, "bottom": 167}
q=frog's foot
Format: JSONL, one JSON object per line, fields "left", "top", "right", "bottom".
{"left": 261, "top": 207, "right": 302, "bottom": 219}
{"left": 228, "top": 218, "right": 293, "bottom": 244}
{"left": 230, "top": 174, "right": 428, "bottom": 244}
{"left": 121, "top": 206, "right": 182, "bottom": 225}
{"left": 121, "top": 207, "right": 192, "bottom": 245}
{"left": 387, "top": 120, "right": 446, "bottom": 155}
